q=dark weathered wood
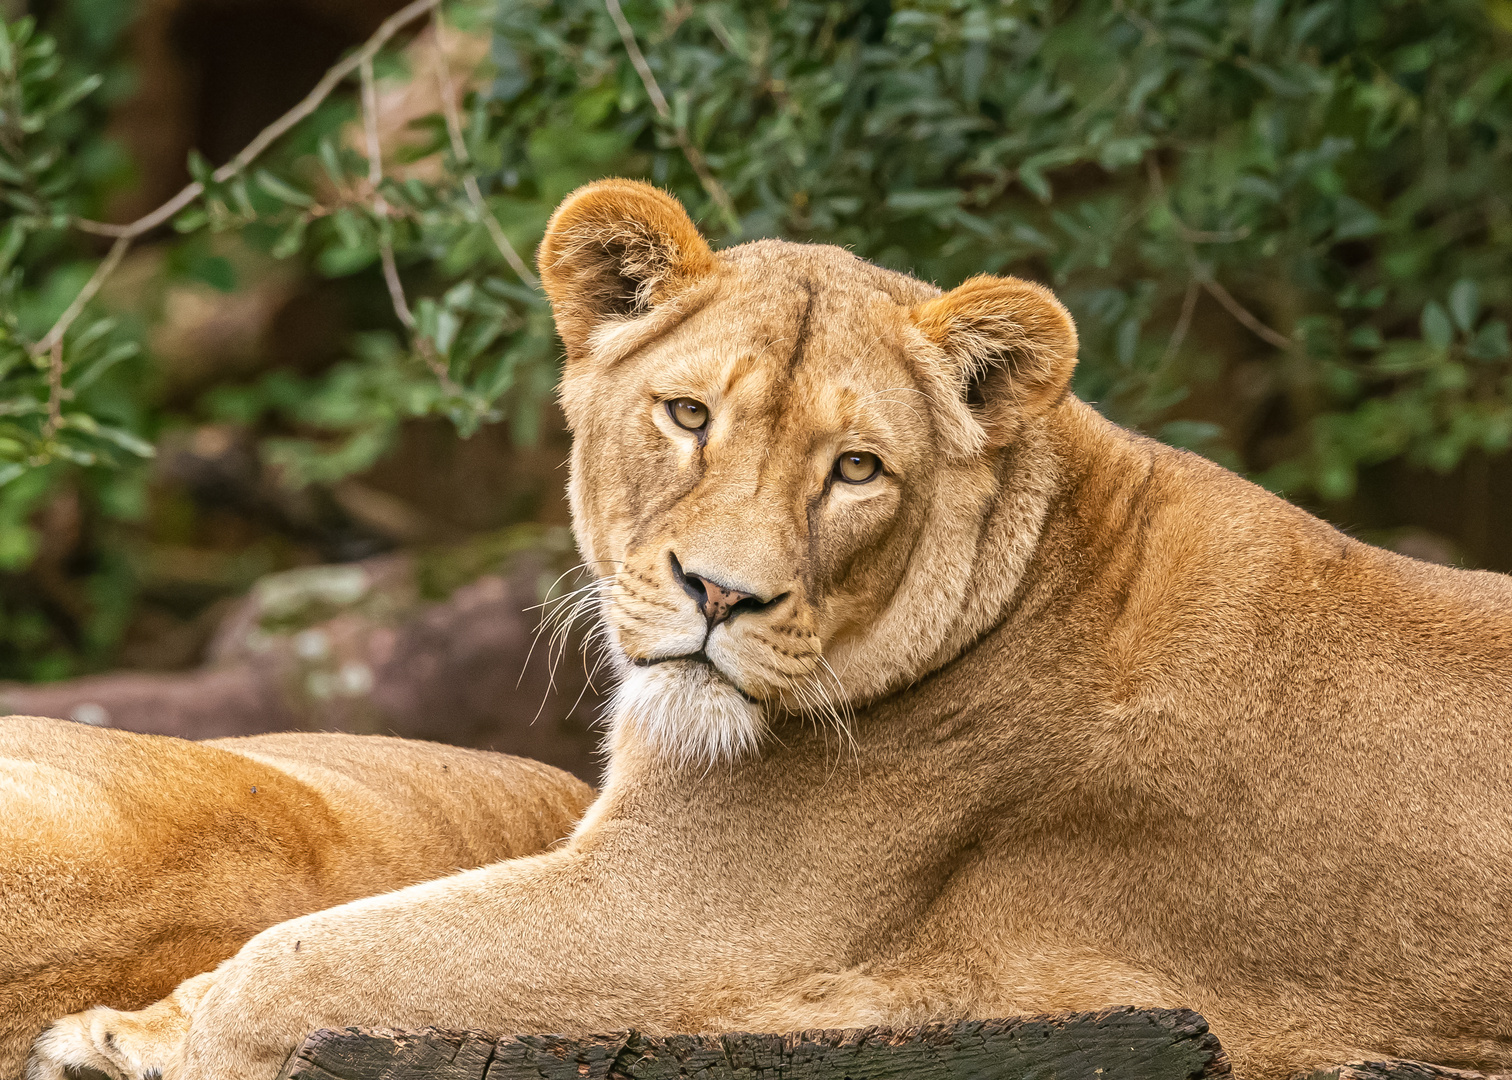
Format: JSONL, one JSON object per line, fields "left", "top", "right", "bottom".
{"left": 278, "top": 1007, "right": 1229, "bottom": 1080}
{"left": 281, "top": 1028, "right": 501, "bottom": 1080}
{"left": 1299, "top": 1062, "right": 1512, "bottom": 1080}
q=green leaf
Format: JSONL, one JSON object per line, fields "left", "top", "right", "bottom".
{"left": 256, "top": 169, "right": 315, "bottom": 208}
{"left": 1469, "top": 320, "right": 1510, "bottom": 362}
{"left": 39, "top": 73, "right": 101, "bottom": 120}
{"left": 318, "top": 243, "right": 375, "bottom": 277}
{"left": 0, "top": 221, "right": 26, "bottom": 275}
{"left": 1448, "top": 279, "right": 1480, "bottom": 333}
{"left": 67, "top": 340, "right": 139, "bottom": 392}
{"left": 271, "top": 216, "right": 309, "bottom": 259}
{"left": 1348, "top": 325, "right": 1383, "bottom": 350}
{"left": 173, "top": 207, "right": 209, "bottom": 233}
{"left": 229, "top": 176, "right": 255, "bottom": 219}
{"left": 1159, "top": 419, "right": 1224, "bottom": 450}
{"left": 1018, "top": 164, "right": 1051, "bottom": 202}
{"left": 884, "top": 189, "right": 962, "bottom": 213}
{"left": 186, "top": 149, "right": 214, "bottom": 185}
{"left": 317, "top": 137, "right": 346, "bottom": 186}
{"left": 88, "top": 422, "right": 155, "bottom": 458}
{"left": 188, "top": 254, "right": 236, "bottom": 292}
{"left": 1421, "top": 300, "right": 1454, "bottom": 350}
{"left": 1333, "top": 197, "right": 1381, "bottom": 241}
{"left": 434, "top": 308, "right": 461, "bottom": 358}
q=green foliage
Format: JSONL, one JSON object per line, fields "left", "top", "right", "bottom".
{"left": 215, "top": 0, "right": 1512, "bottom": 500}
{"left": 0, "top": 17, "right": 148, "bottom": 482}
{"left": 0, "top": 9, "right": 151, "bottom": 678}
{"left": 1, "top": 0, "right": 1511, "bottom": 679}
{"left": 487, "top": 0, "right": 1511, "bottom": 501}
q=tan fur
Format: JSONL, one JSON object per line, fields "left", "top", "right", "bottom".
{"left": 28, "top": 181, "right": 1512, "bottom": 1080}
{"left": 1, "top": 717, "right": 593, "bottom": 1079}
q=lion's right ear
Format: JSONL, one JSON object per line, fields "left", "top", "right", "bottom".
{"left": 911, "top": 275, "right": 1079, "bottom": 452}
{"left": 538, "top": 179, "right": 718, "bottom": 361}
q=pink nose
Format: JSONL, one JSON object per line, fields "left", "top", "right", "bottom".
{"left": 668, "top": 553, "right": 768, "bottom": 628}
{"left": 693, "top": 579, "right": 753, "bottom": 627}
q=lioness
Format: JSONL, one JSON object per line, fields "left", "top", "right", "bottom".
{"left": 1, "top": 717, "right": 592, "bottom": 1079}
{"left": 29, "top": 180, "right": 1512, "bottom": 1080}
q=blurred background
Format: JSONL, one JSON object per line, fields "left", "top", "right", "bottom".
{"left": 0, "top": 0, "right": 1509, "bottom": 784}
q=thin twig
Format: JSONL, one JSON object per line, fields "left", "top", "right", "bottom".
{"left": 604, "top": 0, "right": 669, "bottom": 114}
{"left": 1145, "top": 156, "right": 1290, "bottom": 349}
{"left": 359, "top": 52, "right": 460, "bottom": 394}
{"left": 34, "top": 0, "right": 441, "bottom": 359}
{"left": 702, "top": 9, "right": 743, "bottom": 59}
{"left": 1177, "top": 223, "right": 1251, "bottom": 244}
{"left": 30, "top": 235, "right": 130, "bottom": 357}
{"left": 73, "top": 0, "right": 440, "bottom": 243}
{"left": 74, "top": 0, "right": 441, "bottom": 242}
{"left": 463, "top": 175, "right": 538, "bottom": 289}
{"left": 44, "top": 338, "right": 63, "bottom": 435}
{"left": 602, "top": 0, "right": 739, "bottom": 232}
{"left": 360, "top": 56, "right": 412, "bottom": 329}
{"left": 1161, "top": 279, "right": 1200, "bottom": 367}
{"left": 430, "top": 6, "right": 539, "bottom": 289}
{"left": 1202, "top": 277, "right": 1292, "bottom": 350}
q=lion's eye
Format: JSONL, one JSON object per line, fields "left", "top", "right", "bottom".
{"left": 835, "top": 451, "right": 881, "bottom": 484}
{"left": 667, "top": 398, "right": 709, "bottom": 431}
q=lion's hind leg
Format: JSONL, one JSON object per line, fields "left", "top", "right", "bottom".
{"left": 27, "top": 972, "right": 215, "bottom": 1080}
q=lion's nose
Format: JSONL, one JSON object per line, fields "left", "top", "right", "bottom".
{"left": 669, "top": 552, "right": 779, "bottom": 628}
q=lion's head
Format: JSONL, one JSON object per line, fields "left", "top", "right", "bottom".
{"left": 540, "top": 180, "right": 1079, "bottom": 765}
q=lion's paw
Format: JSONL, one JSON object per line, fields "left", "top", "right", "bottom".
{"left": 27, "top": 972, "right": 215, "bottom": 1080}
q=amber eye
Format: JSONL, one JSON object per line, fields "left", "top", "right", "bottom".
{"left": 835, "top": 451, "right": 881, "bottom": 484}
{"left": 667, "top": 398, "right": 709, "bottom": 431}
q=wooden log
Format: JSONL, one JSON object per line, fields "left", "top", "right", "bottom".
{"left": 1300, "top": 1063, "right": 1512, "bottom": 1080}
{"left": 278, "top": 1008, "right": 1230, "bottom": 1080}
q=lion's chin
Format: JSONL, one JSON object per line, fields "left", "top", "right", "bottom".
{"left": 611, "top": 660, "right": 765, "bottom": 767}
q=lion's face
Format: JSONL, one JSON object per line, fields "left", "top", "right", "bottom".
{"left": 540, "top": 181, "right": 1078, "bottom": 764}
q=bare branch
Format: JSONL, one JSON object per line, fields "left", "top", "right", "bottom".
{"left": 430, "top": 7, "right": 540, "bottom": 290}
{"left": 33, "top": 0, "right": 441, "bottom": 360}
{"left": 44, "top": 338, "right": 63, "bottom": 436}
{"left": 1202, "top": 278, "right": 1293, "bottom": 350}
{"left": 360, "top": 55, "right": 413, "bottom": 330}
{"left": 603, "top": 0, "right": 670, "bottom": 115}
{"left": 463, "top": 175, "right": 539, "bottom": 290}
{"left": 73, "top": 0, "right": 441, "bottom": 242}
{"left": 602, "top": 0, "right": 740, "bottom": 232}
{"left": 29, "top": 235, "right": 130, "bottom": 358}
{"left": 702, "top": 9, "right": 743, "bottom": 59}
{"left": 1145, "top": 156, "right": 1290, "bottom": 350}
{"left": 1161, "top": 279, "right": 1200, "bottom": 367}
{"left": 359, "top": 53, "right": 461, "bottom": 395}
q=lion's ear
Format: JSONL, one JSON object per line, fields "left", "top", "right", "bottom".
{"left": 538, "top": 179, "right": 718, "bottom": 360}
{"left": 911, "top": 275, "right": 1078, "bottom": 448}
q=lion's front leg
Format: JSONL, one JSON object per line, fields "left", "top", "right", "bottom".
{"left": 27, "top": 848, "right": 671, "bottom": 1080}
{"left": 28, "top": 970, "right": 215, "bottom": 1080}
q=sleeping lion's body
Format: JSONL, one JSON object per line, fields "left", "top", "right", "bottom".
{"left": 23, "top": 180, "right": 1512, "bottom": 1080}
{"left": 0, "top": 720, "right": 592, "bottom": 1078}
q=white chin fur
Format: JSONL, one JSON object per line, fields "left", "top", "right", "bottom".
{"left": 612, "top": 661, "right": 765, "bottom": 766}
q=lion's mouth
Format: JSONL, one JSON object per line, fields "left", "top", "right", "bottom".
{"left": 631, "top": 649, "right": 713, "bottom": 669}
{"left": 628, "top": 651, "right": 760, "bottom": 704}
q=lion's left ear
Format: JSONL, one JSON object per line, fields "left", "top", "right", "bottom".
{"left": 538, "top": 179, "right": 718, "bottom": 361}
{"left": 911, "top": 275, "right": 1078, "bottom": 449}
